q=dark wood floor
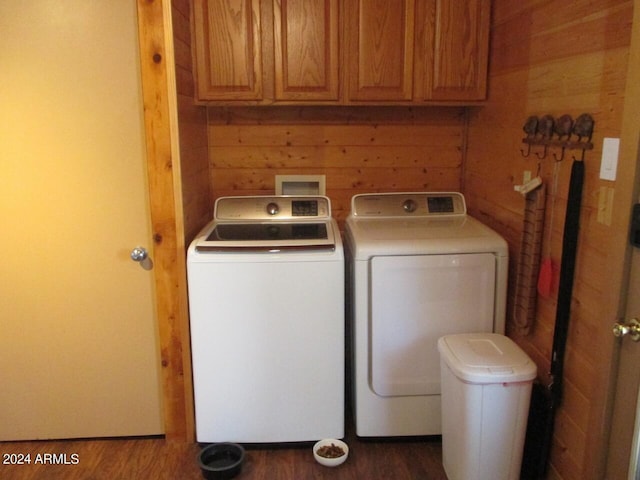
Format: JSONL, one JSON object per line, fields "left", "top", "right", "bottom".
{"left": 0, "top": 428, "right": 446, "bottom": 479}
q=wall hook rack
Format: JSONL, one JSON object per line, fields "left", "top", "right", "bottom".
{"left": 520, "top": 113, "right": 594, "bottom": 161}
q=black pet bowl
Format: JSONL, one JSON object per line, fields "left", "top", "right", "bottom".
{"left": 198, "top": 443, "right": 245, "bottom": 479}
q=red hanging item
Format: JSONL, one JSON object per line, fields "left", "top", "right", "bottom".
{"left": 537, "top": 257, "right": 553, "bottom": 297}
{"left": 537, "top": 160, "right": 561, "bottom": 298}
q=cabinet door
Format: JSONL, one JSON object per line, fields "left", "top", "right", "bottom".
{"left": 193, "top": 0, "right": 263, "bottom": 101}
{"left": 419, "top": 0, "right": 490, "bottom": 101}
{"left": 346, "top": 0, "right": 415, "bottom": 102}
{"left": 273, "top": 0, "right": 339, "bottom": 101}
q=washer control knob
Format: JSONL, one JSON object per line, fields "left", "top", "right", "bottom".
{"left": 266, "top": 202, "right": 280, "bottom": 215}
{"left": 403, "top": 199, "right": 417, "bottom": 213}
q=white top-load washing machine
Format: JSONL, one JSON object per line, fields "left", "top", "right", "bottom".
{"left": 187, "top": 195, "right": 344, "bottom": 443}
{"left": 344, "top": 192, "right": 508, "bottom": 437}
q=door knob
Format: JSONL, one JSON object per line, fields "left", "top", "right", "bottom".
{"left": 130, "top": 246, "right": 148, "bottom": 262}
{"left": 130, "top": 246, "right": 153, "bottom": 270}
{"left": 612, "top": 318, "right": 640, "bottom": 342}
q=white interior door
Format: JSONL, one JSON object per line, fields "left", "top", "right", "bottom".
{"left": 625, "top": 247, "right": 640, "bottom": 479}
{"left": 606, "top": 219, "right": 640, "bottom": 479}
{"left": 0, "top": 1, "right": 163, "bottom": 440}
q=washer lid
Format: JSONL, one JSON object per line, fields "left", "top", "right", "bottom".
{"left": 194, "top": 220, "right": 337, "bottom": 252}
{"left": 438, "top": 333, "right": 537, "bottom": 384}
{"left": 194, "top": 196, "right": 337, "bottom": 252}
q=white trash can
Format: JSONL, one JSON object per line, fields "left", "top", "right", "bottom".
{"left": 438, "top": 333, "right": 537, "bottom": 480}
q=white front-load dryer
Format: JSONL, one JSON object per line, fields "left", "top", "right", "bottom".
{"left": 344, "top": 192, "right": 508, "bottom": 437}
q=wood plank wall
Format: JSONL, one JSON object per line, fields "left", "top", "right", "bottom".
{"left": 207, "top": 107, "right": 466, "bottom": 227}
{"left": 172, "top": 0, "right": 210, "bottom": 242}
{"left": 464, "top": 1, "right": 633, "bottom": 478}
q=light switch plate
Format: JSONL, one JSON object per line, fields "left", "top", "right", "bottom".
{"left": 600, "top": 137, "right": 620, "bottom": 181}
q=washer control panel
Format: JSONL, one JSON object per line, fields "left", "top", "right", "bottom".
{"left": 351, "top": 192, "right": 466, "bottom": 217}
{"left": 214, "top": 195, "right": 331, "bottom": 221}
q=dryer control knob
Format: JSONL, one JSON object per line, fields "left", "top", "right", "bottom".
{"left": 403, "top": 199, "right": 417, "bottom": 213}
{"left": 266, "top": 202, "right": 280, "bottom": 215}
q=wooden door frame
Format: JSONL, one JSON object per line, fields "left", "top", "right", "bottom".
{"left": 602, "top": 1, "right": 640, "bottom": 476}
{"left": 136, "top": 0, "right": 194, "bottom": 442}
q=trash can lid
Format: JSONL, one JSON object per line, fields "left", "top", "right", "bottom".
{"left": 438, "top": 333, "right": 537, "bottom": 384}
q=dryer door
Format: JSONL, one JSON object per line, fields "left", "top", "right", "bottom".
{"left": 370, "top": 253, "right": 496, "bottom": 397}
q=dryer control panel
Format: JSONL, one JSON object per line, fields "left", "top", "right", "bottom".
{"left": 351, "top": 192, "right": 466, "bottom": 217}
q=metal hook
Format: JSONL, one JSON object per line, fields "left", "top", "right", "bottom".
{"left": 572, "top": 148, "right": 586, "bottom": 162}
{"left": 553, "top": 146, "right": 566, "bottom": 162}
{"left": 535, "top": 144, "right": 548, "bottom": 160}
{"left": 520, "top": 143, "right": 532, "bottom": 157}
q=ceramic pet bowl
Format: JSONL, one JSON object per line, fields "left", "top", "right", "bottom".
{"left": 313, "top": 438, "right": 349, "bottom": 467}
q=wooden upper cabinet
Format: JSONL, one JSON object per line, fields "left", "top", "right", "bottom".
{"left": 191, "top": 0, "right": 490, "bottom": 104}
{"left": 192, "top": 0, "right": 263, "bottom": 101}
{"left": 345, "top": 0, "right": 415, "bottom": 102}
{"left": 273, "top": 0, "right": 340, "bottom": 101}
{"left": 416, "top": 0, "right": 491, "bottom": 101}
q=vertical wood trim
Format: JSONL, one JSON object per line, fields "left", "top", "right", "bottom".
{"left": 137, "top": 0, "right": 194, "bottom": 442}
